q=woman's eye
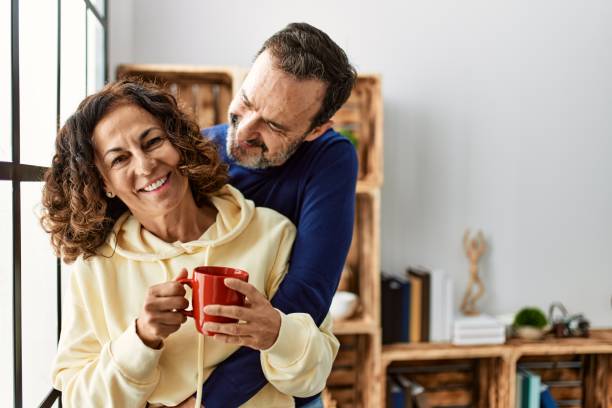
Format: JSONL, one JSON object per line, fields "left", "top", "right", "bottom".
{"left": 111, "top": 156, "right": 126, "bottom": 167}
{"left": 230, "top": 113, "right": 239, "bottom": 126}
{"left": 145, "top": 136, "right": 163, "bottom": 149}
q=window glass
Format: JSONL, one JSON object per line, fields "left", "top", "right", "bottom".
{"left": 60, "top": 0, "right": 86, "bottom": 125}
{"left": 87, "top": 9, "right": 105, "bottom": 95}
{"left": 21, "top": 182, "right": 58, "bottom": 408}
{"left": 19, "top": 0, "right": 57, "bottom": 166}
{"left": 90, "top": 0, "right": 105, "bottom": 17}
{"left": 0, "top": 182, "right": 13, "bottom": 407}
{"left": 0, "top": 0, "right": 11, "bottom": 161}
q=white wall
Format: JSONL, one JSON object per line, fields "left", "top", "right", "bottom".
{"left": 110, "top": 0, "right": 612, "bottom": 327}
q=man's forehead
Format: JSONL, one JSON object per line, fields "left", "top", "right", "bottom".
{"left": 242, "top": 62, "right": 326, "bottom": 128}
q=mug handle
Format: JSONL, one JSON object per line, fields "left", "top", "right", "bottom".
{"left": 177, "top": 278, "right": 194, "bottom": 318}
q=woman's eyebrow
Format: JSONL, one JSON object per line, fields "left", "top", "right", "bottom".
{"left": 103, "top": 127, "right": 158, "bottom": 158}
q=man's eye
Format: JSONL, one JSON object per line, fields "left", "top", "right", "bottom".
{"left": 267, "top": 123, "right": 283, "bottom": 133}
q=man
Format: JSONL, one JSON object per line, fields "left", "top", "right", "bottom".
{"left": 201, "top": 22, "right": 358, "bottom": 407}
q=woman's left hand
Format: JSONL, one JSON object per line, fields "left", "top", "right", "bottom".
{"left": 202, "top": 279, "right": 281, "bottom": 350}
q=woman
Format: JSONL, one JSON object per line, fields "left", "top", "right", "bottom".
{"left": 42, "top": 79, "right": 338, "bottom": 407}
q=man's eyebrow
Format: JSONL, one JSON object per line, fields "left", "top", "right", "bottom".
{"left": 241, "top": 90, "right": 253, "bottom": 108}
{"left": 102, "top": 127, "right": 158, "bottom": 158}
{"left": 241, "top": 90, "right": 288, "bottom": 131}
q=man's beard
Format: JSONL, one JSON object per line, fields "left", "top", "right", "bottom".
{"left": 226, "top": 121, "right": 305, "bottom": 169}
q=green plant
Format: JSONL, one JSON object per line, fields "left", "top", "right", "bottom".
{"left": 337, "top": 128, "right": 358, "bottom": 149}
{"left": 513, "top": 307, "right": 548, "bottom": 329}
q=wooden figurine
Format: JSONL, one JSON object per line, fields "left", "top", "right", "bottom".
{"left": 460, "top": 229, "right": 487, "bottom": 316}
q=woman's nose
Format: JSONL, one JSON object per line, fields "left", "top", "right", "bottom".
{"left": 135, "top": 154, "right": 154, "bottom": 176}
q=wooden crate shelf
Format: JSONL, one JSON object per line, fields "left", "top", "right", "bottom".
{"left": 328, "top": 333, "right": 381, "bottom": 408}
{"left": 381, "top": 330, "right": 612, "bottom": 407}
{"left": 116, "top": 64, "right": 246, "bottom": 130}
{"left": 331, "top": 74, "right": 383, "bottom": 185}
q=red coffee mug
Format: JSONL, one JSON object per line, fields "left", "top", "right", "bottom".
{"left": 178, "top": 266, "right": 249, "bottom": 335}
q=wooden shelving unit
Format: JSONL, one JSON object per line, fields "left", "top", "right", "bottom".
{"left": 325, "top": 75, "right": 383, "bottom": 408}
{"left": 382, "top": 330, "right": 612, "bottom": 407}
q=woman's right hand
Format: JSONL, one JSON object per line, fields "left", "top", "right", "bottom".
{"left": 136, "top": 268, "right": 190, "bottom": 349}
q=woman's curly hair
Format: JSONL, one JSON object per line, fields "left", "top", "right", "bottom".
{"left": 41, "top": 78, "right": 228, "bottom": 264}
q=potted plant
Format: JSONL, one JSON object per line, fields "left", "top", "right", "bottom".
{"left": 513, "top": 307, "right": 549, "bottom": 340}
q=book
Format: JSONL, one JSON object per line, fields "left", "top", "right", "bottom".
{"left": 451, "top": 335, "right": 505, "bottom": 346}
{"left": 453, "top": 327, "right": 506, "bottom": 338}
{"left": 443, "top": 274, "right": 454, "bottom": 342}
{"left": 394, "top": 374, "right": 415, "bottom": 408}
{"left": 515, "top": 372, "right": 523, "bottom": 408}
{"left": 387, "top": 376, "right": 406, "bottom": 408}
{"left": 453, "top": 314, "right": 504, "bottom": 330}
{"left": 429, "top": 269, "right": 446, "bottom": 342}
{"left": 400, "top": 278, "right": 411, "bottom": 342}
{"left": 540, "top": 385, "right": 558, "bottom": 408}
{"left": 519, "top": 368, "right": 541, "bottom": 408}
{"left": 381, "top": 274, "right": 411, "bottom": 344}
{"left": 408, "top": 266, "right": 431, "bottom": 342}
{"left": 409, "top": 273, "right": 422, "bottom": 342}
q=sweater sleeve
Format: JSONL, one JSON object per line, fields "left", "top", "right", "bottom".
{"left": 259, "top": 223, "right": 340, "bottom": 397}
{"left": 260, "top": 311, "right": 339, "bottom": 397}
{"left": 51, "top": 259, "right": 162, "bottom": 407}
{"left": 201, "top": 138, "right": 358, "bottom": 407}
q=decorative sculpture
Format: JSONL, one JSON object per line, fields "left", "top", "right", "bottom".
{"left": 460, "top": 229, "right": 487, "bottom": 316}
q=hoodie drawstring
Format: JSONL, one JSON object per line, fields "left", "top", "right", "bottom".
{"left": 194, "top": 244, "right": 212, "bottom": 408}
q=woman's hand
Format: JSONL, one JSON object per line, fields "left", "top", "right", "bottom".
{"left": 136, "top": 268, "right": 189, "bottom": 349}
{"left": 202, "top": 279, "right": 281, "bottom": 350}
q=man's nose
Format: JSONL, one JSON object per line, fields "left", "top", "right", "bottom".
{"left": 236, "top": 112, "right": 263, "bottom": 142}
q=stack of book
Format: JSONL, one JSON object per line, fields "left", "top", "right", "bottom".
{"left": 451, "top": 314, "right": 506, "bottom": 345}
{"left": 381, "top": 267, "right": 454, "bottom": 344}
{"left": 407, "top": 266, "right": 454, "bottom": 343}
{"left": 516, "top": 369, "right": 559, "bottom": 408}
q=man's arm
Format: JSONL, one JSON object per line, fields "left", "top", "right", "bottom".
{"left": 201, "top": 140, "right": 358, "bottom": 407}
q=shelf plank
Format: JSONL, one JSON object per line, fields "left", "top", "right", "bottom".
{"left": 333, "top": 316, "right": 377, "bottom": 335}
{"left": 383, "top": 342, "right": 510, "bottom": 362}
{"left": 382, "top": 330, "right": 612, "bottom": 364}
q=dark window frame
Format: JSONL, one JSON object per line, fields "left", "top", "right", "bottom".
{"left": 6, "top": 0, "right": 108, "bottom": 407}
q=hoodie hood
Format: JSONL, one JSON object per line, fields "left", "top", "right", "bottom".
{"left": 105, "top": 184, "right": 255, "bottom": 262}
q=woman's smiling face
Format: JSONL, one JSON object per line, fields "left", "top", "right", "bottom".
{"left": 92, "top": 103, "right": 191, "bottom": 219}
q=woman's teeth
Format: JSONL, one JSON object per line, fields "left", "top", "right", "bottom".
{"left": 143, "top": 175, "right": 168, "bottom": 192}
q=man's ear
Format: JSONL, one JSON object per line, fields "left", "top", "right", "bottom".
{"left": 304, "top": 120, "right": 334, "bottom": 142}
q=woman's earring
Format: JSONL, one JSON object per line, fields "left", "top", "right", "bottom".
{"left": 106, "top": 191, "right": 116, "bottom": 198}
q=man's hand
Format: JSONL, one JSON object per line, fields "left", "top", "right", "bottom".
{"left": 202, "top": 279, "right": 281, "bottom": 350}
{"left": 136, "top": 268, "right": 189, "bottom": 349}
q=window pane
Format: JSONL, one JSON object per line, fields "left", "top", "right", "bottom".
{"left": 19, "top": 0, "right": 57, "bottom": 166}
{"left": 0, "top": 0, "right": 11, "bottom": 161}
{"left": 60, "top": 0, "right": 86, "bottom": 125}
{"left": 87, "top": 9, "right": 105, "bottom": 95}
{"left": 0, "top": 182, "right": 13, "bottom": 407}
{"left": 21, "top": 182, "right": 58, "bottom": 408}
{"left": 90, "top": 0, "right": 105, "bottom": 18}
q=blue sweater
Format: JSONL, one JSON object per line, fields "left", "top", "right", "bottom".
{"left": 200, "top": 124, "right": 358, "bottom": 407}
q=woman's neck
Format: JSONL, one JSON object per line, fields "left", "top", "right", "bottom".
{"left": 136, "top": 195, "right": 217, "bottom": 243}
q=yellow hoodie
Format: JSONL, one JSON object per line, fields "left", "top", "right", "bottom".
{"left": 51, "top": 184, "right": 339, "bottom": 407}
